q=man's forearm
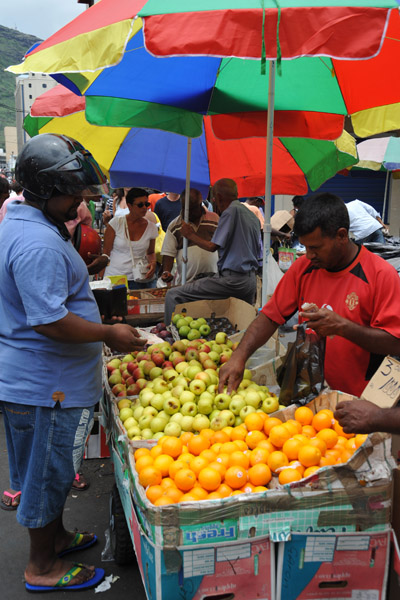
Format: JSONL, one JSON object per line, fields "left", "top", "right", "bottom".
{"left": 187, "top": 231, "right": 217, "bottom": 252}
{"left": 34, "top": 312, "right": 109, "bottom": 344}
{"left": 235, "top": 312, "right": 279, "bottom": 361}
{"left": 161, "top": 255, "right": 174, "bottom": 273}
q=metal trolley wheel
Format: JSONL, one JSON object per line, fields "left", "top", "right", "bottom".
{"left": 109, "top": 484, "right": 136, "bottom": 565}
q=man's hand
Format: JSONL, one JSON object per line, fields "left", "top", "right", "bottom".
{"left": 218, "top": 354, "right": 246, "bottom": 394}
{"left": 161, "top": 271, "right": 174, "bottom": 283}
{"left": 86, "top": 253, "right": 109, "bottom": 275}
{"left": 298, "top": 307, "right": 346, "bottom": 338}
{"left": 334, "top": 400, "right": 382, "bottom": 434}
{"left": 144, "top": 262, "right": 156, "bottom": 280}
{"left": 104, "top": 324, "right": 146, "bottom": 353}
{"left": 181, "top": 221, "right": 194, "bottom": 240}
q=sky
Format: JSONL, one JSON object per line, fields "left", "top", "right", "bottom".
{"left": 1, "top": 1, "right": 88, "bottom": 40}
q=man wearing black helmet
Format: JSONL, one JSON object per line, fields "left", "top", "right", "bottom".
{"left": 0, "top": 134, "right": 146, "bottom": 592}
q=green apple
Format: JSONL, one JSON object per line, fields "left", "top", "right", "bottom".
{"left": 239, "top": 378, "right": 252, "bottom": 390}
{"left": 153, "top": 379, "right": 170, "bottom": 394}
{"left": 175, "top": 361, "right": 189, "bottom": 374}
{"left": 171, "top": 385, "right": 186, "bottom": 399}
{"left": 108, "top": 371, "right": 123, "bottom": 385}
{"left": 179, "top": 325, "right": 191, "bottom": 338}
{"left": 209, "top": 409, "right": 221, "bottom": 421}
{"left": 181, "top": 415, "right": 195, "bottom": 431}
{"left": 164, "top": 421, "right": 182, "bottom": 437}
{"left": 211, "top": 343, "right": 223, "bottom": 354}
{"left": 262, "top": 396, "right": 280, "bottom": 414}
{"left": 194, "top": 371, "right": 212, "bottom": 387}
{"left": 181, "top": 402, "right": 198, "bottom": 417}
{"left": 214, "top": 393, "right": 231, "bottom": 410}
{"left": 119, "top": 407, "right": 134, "bottom": 422}
{"left": 189, "top": 378, "right": 206, "bottom": 395}
{"left": 163, "top": 397, "right": 181, "bottom": 415}
{"left": 244, "top": 389, "right": 263, "bottom": 409}
{"left": 243, "top": 369, "right": 252, "bottom": 380}
{"left": 133, "top": 406, "right": 144, "bottom": 420}
{"left": 169, "top": 412, "right": 183, "bottom": 424}
{"left": 150, "top": 393, "right": 165, "bottom": 411}
{"left": 127, "top": 426, "right": 142, "bottom": 439}
{"left": 192, "top": 414, "right": 210, "bottom": 432}
{"left": 141, "top": 428, "right": 155, "bottom": 440}
{"left": 122, "top": 353, "right": 135, "bottom": 363}
{"left": 229, "top": 396, "right": 246, "bottom": 415}
{"left": 163, "top": 369, "right": 179, "bottom": 382}
{"left": 219, "top": 409, "right": 235, "bottom": 426}
{"left": 234, "top": 416, "right": 243, "bottom": 427}
{"left": 197, "top": 317, "right": 207, "bottom": 325}
{"left": 197, "top": 397, "right": 213, "bottom": 415}
{"left": 199, "top": 324, "right": 211, "bottom": 337}
{"left": 117, "top": 398, "right": 131, "bottom": 410}
{"left": 138, "top": 414, "right": 153, "bottom": 429}
{"left": 239, "top": 405, "right": 256, "bottom": 420}
{"left": 180, "top": 390, "right": 196, "bottom": 404}
{"left": 176, "top": 317, "right": 190, "bottom": 329}
{"left": 153, "top": 431, "right": 165, "bottom": 441}
{"left": 149, "top": 366, "right": 163, "bottom": 380}
{"left": 189, "top": 319, "right": 201, "bottom": 330}
{"left": 215, "top": 332, "right": 227, "bottom": 345}
{"left": 123, "top": 416, "right": 138, "bottom": 431}
{"left": 210, "top": 415, "right": 229, "bottom": 431}
{"left": 172, "top": 313, "right": 183, "bottom": 325}
{"left": 208, "top": 351, "right": 220, "bottom": 363}
{"left": 185, "top": 365, "right": 202, "bottom": 380}
{"left": 143, "top": 406, "right": 158, "bottom": 417}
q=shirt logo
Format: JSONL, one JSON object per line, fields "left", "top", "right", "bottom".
{"left": 345, "top": 292, "right": 359, "bottom": 311}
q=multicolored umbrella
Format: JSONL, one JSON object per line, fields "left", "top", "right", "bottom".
{"left": 26, "top": 85, "right": 358, "bottom": 197}
{"left": 356, "top": 136, "right": 400, "bottom": 172}
{"left": 8, "top": 1, "right": 400, "bottom": 141}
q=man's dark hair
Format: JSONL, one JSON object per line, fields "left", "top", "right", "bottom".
{"left": 293, "top": 192, "right": 350, "bottom": 238}
{"left": 0, "top": 176, "right": 10, "bottom": 196}
{"left": 126, "top": 187, "right": 149, "bottom": 204}
{"left": 292, "top": 195, "right": 305, "bottom": 209}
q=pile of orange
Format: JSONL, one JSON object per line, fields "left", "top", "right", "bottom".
{"left": 134, "top": 407, "right": 366, "bottom": 505}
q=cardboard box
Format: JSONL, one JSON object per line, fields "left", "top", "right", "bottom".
{"left": 276, "top": 531, "right": 391, "bottom": 600}
{"left": 173, "top": 297, "right": 258, "bottom": 333}
{"left": 270, "top": 210, "right": 295, "bottom": 233}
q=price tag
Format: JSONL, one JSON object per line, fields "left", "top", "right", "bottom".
{"left": 361, "top": 356, "right": 400, "bottom": 408}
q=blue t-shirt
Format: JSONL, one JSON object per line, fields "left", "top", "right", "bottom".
{"left": 212, "top": 201, "right": 260, "bottom": 272}
{"left": 0, "top": 202, "right": 102, "bottom": 408}
{"left": 154, "top": 195, "right": 181, "bottom": 231}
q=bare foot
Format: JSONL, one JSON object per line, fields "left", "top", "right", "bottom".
{"left": 55, "top": 530, "right": 96, "bottom": 555}
{"left": 25, "top": 559, "right": 95, "bottom": 588}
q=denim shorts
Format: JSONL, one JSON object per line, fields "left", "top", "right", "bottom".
{"left": 0, "top": 401, "right": 94, "bottom": 528}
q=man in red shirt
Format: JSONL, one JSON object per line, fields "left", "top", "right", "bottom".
{"left": 219, "top": 192, "right": 400, "bottom": 398}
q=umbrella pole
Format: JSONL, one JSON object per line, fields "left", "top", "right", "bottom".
{"left": 181, "top": 137, "right": 192, "bottom": 284}
{"left": 383, "top": 170, "right": 390, "bottom": 223}
{"left": 261, "top": 59, "right": 276, "bottom": 307}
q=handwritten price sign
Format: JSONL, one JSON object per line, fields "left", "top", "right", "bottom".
{"left": 361, "top": 356, "right": 400, "bottom": 408}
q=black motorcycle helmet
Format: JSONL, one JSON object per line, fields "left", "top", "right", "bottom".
{"left": 15, "top": 133, "right": 108, "bottom": 199}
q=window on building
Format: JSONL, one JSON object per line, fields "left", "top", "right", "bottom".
{"left": 29, "top": 95, "right": 32, "bottom": 99}
{"left": 28, "top": 83, "right": 32, "bottom": 88}
{"left": 42, "top": 84, "right": 47, "bottom": 88}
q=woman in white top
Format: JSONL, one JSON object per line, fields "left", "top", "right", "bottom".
{"left": 103, "top": 188, "right": 158, "bottom": 289}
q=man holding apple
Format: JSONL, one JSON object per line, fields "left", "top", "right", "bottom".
{"left": 0, "top": 134, "right": 146, "bottom": 593}
{"left": 164, "top": 178, "right": 260, "bottom": 324}
{"left": 219, "top": 193, "right": 400, "bottom": 399}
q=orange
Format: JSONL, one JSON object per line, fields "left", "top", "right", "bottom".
{"left": 354, "top": 433, "right": 368, "bottom": 448}
{"left": 222, "top": 426, "right": 234, "bottom": 438}
{"left": 199, "top": 449, "right": 217, "bottom": 463}
{"left": 216, "top": 483, "right": 233, "bottom": 498}
{"left": 333, "top": 419, "right": 354, "bottom": 439}
{"left": 345, "top": 438, "right": 358, "bottom": 452}
{"left": 289, "top": 460, "right": 305, "bottom": 476}
{"left": 248, "top": 463, "right": 272, "bottom": 486}
{"left": 198, "top": 467, "right": 222, "bottom": 491}
{"left": 303, "top": 466, "right": 320, "bottom": 477}
{"left": 135, "top": 455, "right": 154, "bottom": 473}
{"left": 169, "top": 460, "right": 187, "bottom": 480}
{"left": 250, "top": 447, "right": 270, "bottom": 466}
{"left": 199, "top": 428, "right": 215, "bottom": 441}
{"left": 264, "top": 417, "right": 283, "bottom": 435}
{"left": 285, "top": 419, "right": 302, "bottom": 433}
{"left": 164, "top": 487, "right": 183, "bottom": 503}
{"left": 154, "top": 495, "right": 176, "bottom": 506}
{"left": 253, "top": 485, "right": 268, "bottom": 493}
{"left": 207, "top": 491, "right": 222, "bottom": 500}
{"left": 180, "top": 431, "right": 195, "bottom": 446}
{"left": 231, "top": 426, "right": 248, "bottom": 441}
{"left": 179, "top": 492, "right": 198, "bottom": 503}
{"left": 134, "top": 447, "right": 151, "bottom": 461}
{"left": 325, "top": 448, "right": 341, "bottom": 461}
{"left": 160, "top": 477, "right": 176, "bottom": 490}
{"left": 189, "top": 455, "right": 210, "bottom": 475}
{"left": 338, "top": 448, "right": 354, "bottom": 463}
{"left": 188, "top": 435, "right": 210, "bottom": 456}
{"left": 179, "top": 452, "right": 195, "bottom": 465}
{"left": 319, "top": 455, "right": 336, "bottom": 467}
{"left": 312, "top": 411, "right": 333, "bottom": 432}
{"left": 233, "top": 439, "right": 248, "bottom": 452}
{"left": 230, "top": 490, "right": 243, "bottom": 496}
{"left": 162, "top": 437, "right": 183, "bottom": 458}
{"left": 153, "top": 454, "right": 174, "bottom": 477}
{"left": 319, "top": 408, "right": 334, "bottom": 420}
{"left": 150, "top": 445, "right": 164, "bottom": 459}
{"left": 146, "top": 484, "right": 164, "bottom": 504}
{"left": 212, "top": 430, "right": 230, "bottom": 444}
{"left": 211, "top": 442, "right": 223, "bottom": 455}
{"left": 257, "top": 439, "right": 276, "bottom": 453}
{"left": 174, "top": 468, "right": 197, "bottom": 492}
{"left": 298, "top": 445, "right": 322, "bottom": 468}
{"left": 229, "top": 450, "right": 250, "bottom": 469}
{"left": 139, "top": 466, "right": 162, "bottom": 487}
{"left": 308, "top": 437, "right": 327, "bottom": 456}
{"left": 191, "top": 486, "right": 209, "bottom": 500}
{"left": 208, "top": 461, "right": 227, "bottom": 478}
{"left": 240, "top": 482, "right": 255, "bottom": 493}
{"left": 181, "top": 446, "right": 189, "bottom": 454}
{"left": 267, "top": 451, "right": 289, "bottom": 473}
{"left": 215, "top": 453, "right": 230, "bottom": 467}
{"left": 294, "top": 406, "right": 314, "bottom": 426}
{"left": 316, "top": 428, "right": 338, "bottom": 449}
{"left": 244, "top": 412, "right": 265, "bottom": 431}
{"left": 302, "top": 425, "right": 317, "bottom": 438}
{"left": 283, "top": 422, "right": 300, "bottom": 437}
{"left": 245, "top": 430, "right": 267, "bottom": 449}
{"left": 220, "top": 441, "right": 239, "bottom": 455}
{"left": 269, "top": 425, "right": 291, "bottom": 448}
{"left": 225, "top": 465, "right": 248, "bottom": 489}
{"left": 278, "top": 467, "right": 302, "bottom": 485}
{"left": 282, "top": 438, "right": 303, "bottom": 461}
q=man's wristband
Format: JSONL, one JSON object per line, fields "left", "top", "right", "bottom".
{"left": 101, "top": 253, "right": 110, "bottom": 265}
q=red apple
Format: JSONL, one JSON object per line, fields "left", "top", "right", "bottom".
{"left": 127, "top": 361, "right": 138, "bottom": 374}
{"left": 132, "top": 366, "right": 144, "bottom": 380}
{"left": 126, "top": 383, "right": 141, "bottom": 396}
{"left": 151, "top": 351, "right": 165, "bottom": 366}
{"left": 143, "top": 360, "right": 156, "bottom": 376}
{"left": 112, "top": 383, "right": 127, "bottom": 396}
{"left": 135, "top": 378, "right": 147, "bottom": 390}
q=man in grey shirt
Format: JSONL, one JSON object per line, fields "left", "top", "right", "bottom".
{"left": 164, "top": 178, "right": 260, "bottom": 324}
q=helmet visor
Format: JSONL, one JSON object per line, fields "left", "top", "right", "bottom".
{"left": 39, "top": 149, "right": 109, "bottom": 198}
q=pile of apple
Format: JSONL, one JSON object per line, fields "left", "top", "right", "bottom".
{"left": 171, "top": 313, "right": 212, "bottom": 340}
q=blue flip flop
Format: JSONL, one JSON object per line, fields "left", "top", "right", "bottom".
{"left": 25, "top": 563, "right": 105, "bottom": 593}
{"left": 58, "top": 533, "right": 98, "bottom": 557}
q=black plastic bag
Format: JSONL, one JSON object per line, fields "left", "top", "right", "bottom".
{"left": 277, "top": 323, "right": 326, "bottom": 406}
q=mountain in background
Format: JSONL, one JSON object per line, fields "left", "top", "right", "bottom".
{"left": 0, "top": 24, "right": 41, "bottom": 150}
